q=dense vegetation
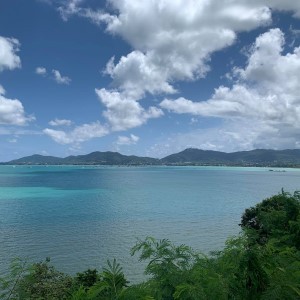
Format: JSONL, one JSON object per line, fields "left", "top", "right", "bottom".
{"left": 1, "top": 191, "right": 300, "bottom": 299}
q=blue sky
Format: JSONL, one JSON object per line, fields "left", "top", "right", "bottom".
{"left": 1, "top": 0, "right": 300, "bottom": 161}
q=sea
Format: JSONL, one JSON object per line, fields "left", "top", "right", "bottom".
{"left": 0, "top": 165, "right": 299, "bottom": 282}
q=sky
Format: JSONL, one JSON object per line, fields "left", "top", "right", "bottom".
{"left": 1, "top": 0, "right": 300, "bottom": 161}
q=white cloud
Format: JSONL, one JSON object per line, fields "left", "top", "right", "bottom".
{"left": 57, "top": 0, "right": 274, "bottom": 101}
{"left": 103, "top": 1, "right": 271, "bottom": 46}
{"left": 160, "top": 85, "right": 264, "bottom": 118}
{"left": 97, "top": 0, "right": 272, "bottom": 99}
{"left": 57, "top": 1, "right": 300, "bottom": 102}
{"left": 117, "top": 134, "right": 139, "bottom": 145}
{"left": 49, "top": 118, "right": 72, "bottom": 126}
{"left": 0, "top": 36, "right": 21, "bottom": 72}
{"left": 95, "top": 88, "right": 163, "bottom": 131}
{"left": 35, "top": 66, "right": 47, "bottom": 75}
{"left": 162, "top": 29, "right": 300, "bottom": 125}
{"left": 0, "top": 86, "right": 35, "bottom": 126}
{"left": 44, "top": 86, "right": 163, "bottom": 144}
{"left": 105, "top": 52, "right": 177, "bottom": 99}
{"left": 0, "top": 38, "right": 35, "bottom": 128}
{"left": 52, "top": 69, "right": 71, "bottom": 85}
{"left": 44, "top": 87, "right": 163, "bottom": 146}
{"left": 43, "top": 121, "right": 108, "bottom": 144}
{"left": 58, "top": 0, "right": 119, "bottom": 24}
{"left": 54, "top": 1, "right": 300, "bottom": 148}
{"left": 58, "top": 0, "right": 83, "bottom": 21}
{"left": 160, "top": 28, "right": 300, "bottom": 150}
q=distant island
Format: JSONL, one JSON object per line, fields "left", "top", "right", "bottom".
{"left": 2, "top": 148, "right": 300, "bottom": 167}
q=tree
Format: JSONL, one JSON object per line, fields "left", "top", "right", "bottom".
{"left": 131, "top": 237, "right": 196, "bottom": 300}
{"left": 18, "top": 258, "right": 73, "bottom": 299}
{"left": 240, "top": 190, "right": 300, "bottom": 248}
{"left": 0, "top": 258, "right": 29, "bottom": 300}
{"left": 75, "top": 269, "right": 100, "bottom": 290}
{"left": 240, "top": 191, "right": 300, "bottom": 299}
{"left": 88, "top": 259, "right": 128, "bottom": 300}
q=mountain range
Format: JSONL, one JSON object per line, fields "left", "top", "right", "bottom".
{"left": 3, "top": 148, "right": 300, "bottom": 167}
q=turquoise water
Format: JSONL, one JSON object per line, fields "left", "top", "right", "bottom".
{"left": 0, "top": 165, "right": 300, "bottom": 282}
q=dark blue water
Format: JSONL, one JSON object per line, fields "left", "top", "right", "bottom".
{"left": 0, "top": 165, "right": 299, "bottom": 282}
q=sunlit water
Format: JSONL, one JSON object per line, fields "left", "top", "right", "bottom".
{"left": 0, "top": 165, "right": 299, "bottom": 282}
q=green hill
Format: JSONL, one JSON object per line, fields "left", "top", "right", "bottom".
{"left": 4, "top": 151, "right": 159, "bottom": 165}
{"left": 161, "top": 148, "right": 300, "bottom": 166}
{"left": 62, "top": 151, "right": 160, "bottom": 165}
{"left": 3, "top": 148, "right": 300, "bottom": 167}
{"left": 6, "top": 154, "right": 63, "bottom": 165}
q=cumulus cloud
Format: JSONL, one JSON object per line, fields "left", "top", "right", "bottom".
{"left": 0, "top": 36, "right": 21, "bottom": 72}
{"left": 43, "top": 121, "right": 108, "bottom": 144}
{"left": 56, "top": 1, "right": 274, "bottom": 99}
{"left": 0, "top": 86, "right": 35, "bottom": 126}
{"left": 49, "top": 118, "right": 72, "bottom": 126}
{"left": 52, "top": 69, "right": 71, "bottom": 85}
{"left": 161, "top": 86, "right": 265, "bottom": 118}
{"left": 162, "top": 29, "right": 300, "bottom": 124}
{"left": 105, "top": 53, "right": 177, "bottom": 99}
{"left": 117, "top": 134, "right": 139, "bottom": 145}
{"left": 44, "top": 86, "right": 163, "bottom": 144}
{"left": 160, "top": 28, "right": 300, "bottom": 150}
{"left": 53, "top": 1, "right": 300, "bottom": 149}
{"left": 44, "top": 88, "right": 163, "bottom": 146}
{"left": 57, "top": 1, "right": 300, "bottom": 102}
{"left": 98, "top": 0, "right": 272, "bottom": 99}
{"left": 95, "top": 88, "right": 163, "bottom": 131}
{"left": 35, "top": 66, "right": 47, "bottom": 75}
{"left": 0, "top": 37, "right": 34, "bottom": 127}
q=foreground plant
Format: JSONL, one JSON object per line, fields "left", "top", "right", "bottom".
{"left": 0, "top": 258, "right": 29, "bottom": 300}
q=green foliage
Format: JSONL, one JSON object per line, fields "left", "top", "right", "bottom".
{"left": 69, "top": 286, "right": 90, "bottom": 300}
{"left": 0, "top": 258, "right": 29, "bottom": 300}
{"left": 131, "top": 237, "right": 196, "bottom": 299}
{"left": 238, "top": 190, "right": 300, "bottom": 299}
{"left": 118, "top": 282, "right": 155, "bottom": 300}
{"left": 173, "top": 256, "right": 229, "bottom": 300}
{"left": 240, "top": 190, "right": 300, "bottom": 248}
{"left": 75, "top": 269, "right": 100, "bottom": 290}
{"left": 18, "top": 258, "right": 73, "bottom": 300}
{"left": 88, "top": 259, "right": 128, "bottom": 300}
{"left": 255, "top": 242, "right": 300, "bottom": 300}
